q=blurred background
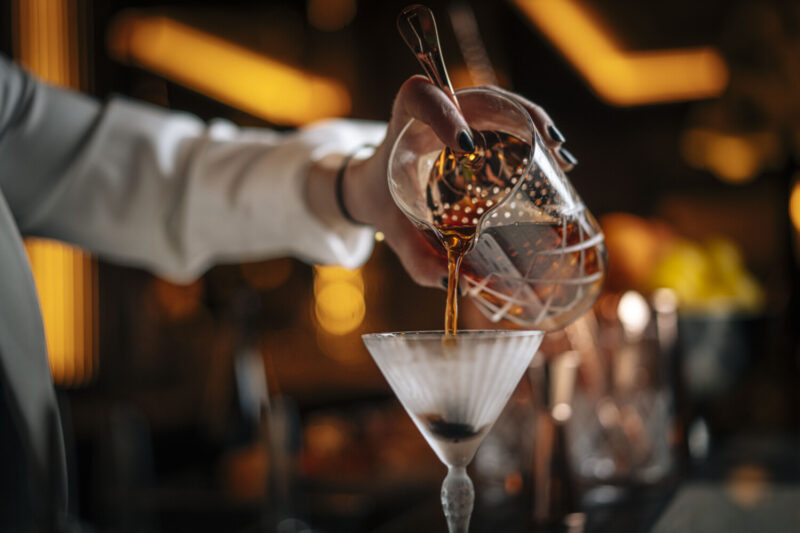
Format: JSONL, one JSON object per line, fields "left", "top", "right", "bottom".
{"left": 2, "top": 0, "right": 799, "bottom": 531}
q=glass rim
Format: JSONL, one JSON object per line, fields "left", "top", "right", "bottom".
{"left": 362, "top": 329, "right": 545, "bottom": 341}
{"left": 389, "top": 85, "right": 537, "bottom": 162}
{"left": 387, "top": 85, "right": 539, "bottom": 231}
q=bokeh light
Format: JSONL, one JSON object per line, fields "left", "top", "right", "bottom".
{"left": 313, "top": 266, "right": 365, "bottom": 335}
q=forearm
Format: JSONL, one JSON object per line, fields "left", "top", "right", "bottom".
{"left": 12, "top": 82, "right": 384, "bottom": 283}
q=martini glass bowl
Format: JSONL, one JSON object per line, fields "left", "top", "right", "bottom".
{"left": 363, "top": 330, "right": 545, "bottom": 532}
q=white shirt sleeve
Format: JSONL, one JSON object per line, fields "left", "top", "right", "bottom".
{"left": 19, "top": 96, "right": 387, "bottom": 281}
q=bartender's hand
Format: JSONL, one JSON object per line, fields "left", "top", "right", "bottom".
{"left": 311, "top": 76, "right": 575, "bottom": 288}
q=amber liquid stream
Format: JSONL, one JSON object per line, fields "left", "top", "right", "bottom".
{"left": 428, "top": 130, "right": 530, "bottom": 335}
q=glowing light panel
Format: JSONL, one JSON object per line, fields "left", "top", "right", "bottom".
{"left": 789, "top": 177, "right": 800, "bottom": 234}
{"left": 109, "top": 14, "right": 351, "bottom": 126}
{"left": 15, "top": 0, "right": 98, "bottom": 387}
{"left": 512, "top": 0, "right": 729, "bottom": 106}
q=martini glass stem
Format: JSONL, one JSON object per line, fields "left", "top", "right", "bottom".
{"left": 441, "top": 465, "right": 474, "bottom": 533}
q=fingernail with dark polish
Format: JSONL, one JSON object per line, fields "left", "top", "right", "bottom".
{"left": 458, "top": 130, "right": 475, "bottom": 152}
{"left": 441, "top": 276, "right": 449, "bottom": 289}
{"left": 547, "top": 124, "right": 566, "bottom": 143}
{"left": 559, "top": 147, "right": 578, "bottom": 166}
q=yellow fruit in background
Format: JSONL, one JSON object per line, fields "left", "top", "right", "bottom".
{"left": 649, "top": 240, "right": 712, "bottom": 307}
{"left": 706, "top": 237, "right": 746, "bottom": 286}
{"left": 705, "top": 237, "right": 764, "bottom": 311}
{"left": 600, "top": 213, "right": 676, "bottom": 291}
{"left": 601, "top": 211, "right": 765, "bottom": 314}
{"left": 649, "top": 236, "right": 764, "bottom": 313}
{"left": 731, "top": 274, "right": 765, "bottom": 312}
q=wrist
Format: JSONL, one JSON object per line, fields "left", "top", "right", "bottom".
{"left": 305, "top": 144, "right": 378, "bottom": 230}
{"left": 340, "top": 145, "right": 381, "bottom": 226}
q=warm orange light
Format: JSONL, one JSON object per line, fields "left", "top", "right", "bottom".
{"left": 512, "top": 0, "right": 729, "bottom": 106}
{"left": 504, "top": 471, "right": 524, "bottom": 496}
{"left": 314, "top": 265, "right": 364, "bottom": 289}
{"left": 307, "top": 0, "right": 356, "bottom": 32}
{"left": 701, "top": 136, "right": 759, "bottom": 183}
{"left": 109, "top": 14, "right": 351, "bottom": 126}
{"left": 15, "top": 0, "right": 79, "bottom": 87}
{"left": 313, "top": 266, "right": 365, "bottom": 336}
{"left": 681, "top": 128, "right": 773, "bottom": 183}
{"left": 26, "top": 239, "right": 98, "bottom": 387}
{"left": 789, "top": 176, "right": 800, "bottom": 234}
{"left": 15, "top": 0, "right": 98, "bottom": 387}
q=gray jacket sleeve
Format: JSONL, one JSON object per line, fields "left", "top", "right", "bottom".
{"left": 0, "top": 55, "right": 384, "bottom": 281}
{"left": 0, "top": 55, "right": 101, "bottom": 224}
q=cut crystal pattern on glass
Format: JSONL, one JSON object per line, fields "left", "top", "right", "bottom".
{"left": 389, "top": 89, "right": 606, "bottom": 331}
{"left": 464, "top": 205, "right": 605, "bottom": 330}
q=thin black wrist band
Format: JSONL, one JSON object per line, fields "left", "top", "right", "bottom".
{"left": 335, "top": 143, "right": 377, "bottom": 226}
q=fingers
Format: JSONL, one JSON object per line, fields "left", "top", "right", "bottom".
{"left": 384, "top": 78, "right": 577, "bottom": 172}
{"left": 485, "top": 85, "right": 577, "bottom": 172}
{"left": 555, "top": 146, "right": 578, "bottom": 172}
{"left": 387, "top": 76, "right": 473, "bottom": 155}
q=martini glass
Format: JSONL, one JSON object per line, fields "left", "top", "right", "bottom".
{"left": 362, "top": 330, "right": 544, "bottom": 532}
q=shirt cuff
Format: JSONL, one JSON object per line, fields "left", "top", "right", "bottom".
{"left": 281, "top": 119, "right": 386, "bottom": 269}
{"left": 185, "top": 118, "right": 387, "bottom": 272}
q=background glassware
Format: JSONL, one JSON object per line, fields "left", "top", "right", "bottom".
{"left": 560, "top": 291, "right": 677, "bottom": 500}
{"left": 362, "top": 330, "right": 544, "bottom": 532}
{"left": 388, "top": 86, "right": 607, "bottom": 331}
